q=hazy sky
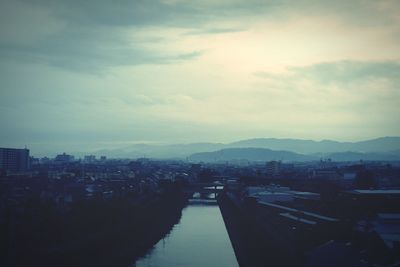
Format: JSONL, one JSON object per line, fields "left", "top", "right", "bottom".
{"left": 1, "top": 0, "right": 400, "bottom": 155}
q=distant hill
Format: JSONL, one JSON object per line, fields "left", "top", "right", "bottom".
{"left": 93, "top": 142, "right": 225, "bottom": 159}
{"left": 188, "top": 148, "right": 315, "bottom": 162}
{"left": 228, "top": 137, "right": 400, "bottom": 154}
{"left": 91, "top": 137, "right": 400, "bottom": 160}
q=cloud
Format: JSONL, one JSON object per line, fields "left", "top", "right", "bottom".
{"left": 0, "top": 0, "right": 206, "bottom": 72}
{"left": 290, "top": 61, "right": 400, "bottom": 84}
{"left": 251, "top": 61, "right": 400, "bottom": 126}
{"left": 0, "top": 41, "right": 203, "bottom": 72}
{"left": 183, "top": 28, "right": 245, "bottom": 36}
{"left": 1, "top": 0, "right": 400, "bottom": 72}
{"left": 1, "top": 0, "right": 400, "bottom": 154}
{"left": 256, "top": 61, "right": 400, "bottom": 84}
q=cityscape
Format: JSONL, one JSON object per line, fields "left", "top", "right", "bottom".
{"left": 1, "top": 0, "right": 400, "bottom": 266}
{"left": 1, "top": 140, "right": 400, "bottom": 266}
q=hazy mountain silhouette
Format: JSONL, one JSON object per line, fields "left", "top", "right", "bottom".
{"left": 93, "top": 142, "right": 225, "bottom": 159}
{"left": 92, "top": 137, "right": 400, "bottom": 160}
{"left": 188, "top": 148, "right": 315, "bottom": 162}
{"left": 228, "top": 137, "right": 400, "bottom": 154}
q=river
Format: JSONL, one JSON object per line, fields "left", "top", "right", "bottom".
{"left": 133, "top": 204, "right": 239, "bottom": 267}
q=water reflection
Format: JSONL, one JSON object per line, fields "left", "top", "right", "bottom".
{"left": 134, "top": 205, "right": 238, "bottom": 267}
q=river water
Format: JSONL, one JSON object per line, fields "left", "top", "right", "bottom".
{"left": 133, "top": 204, "right": 239, "bottom": 267}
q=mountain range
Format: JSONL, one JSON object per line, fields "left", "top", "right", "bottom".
{"left": 91, "top": 137, "right": 400, "bottom": 162}
{"left": 189, "top": 148, "right": 400, "bottom": 163}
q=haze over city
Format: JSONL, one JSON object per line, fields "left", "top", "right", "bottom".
{"left": 2, "top": 2, "right": 400, "bottom": 267}
{"left": 1, "top": 0, "right": 400, "bottom": 155}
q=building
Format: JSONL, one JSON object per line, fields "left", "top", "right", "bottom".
{"left": 84, "top": 155, "right": 96, "bottom": 163}
{"left": 266, "top": 160, "right": 281, "bottom": 177}
{"left": 0, "top": 147, "right": 30, "bottom": 171}
{"left": 55, "top": 152, "right": 74, "bottom": 163}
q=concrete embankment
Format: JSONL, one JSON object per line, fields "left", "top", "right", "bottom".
{"left": 218, "top": 192, "right": 303, "bottom": 267}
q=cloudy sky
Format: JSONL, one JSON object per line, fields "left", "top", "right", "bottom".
{"left": 1, "top": 0, "right": 400, "bottom": 155}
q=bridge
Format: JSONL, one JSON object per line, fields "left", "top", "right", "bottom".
{"left": 184, "top": 181, "right": 225, "bottom": 200}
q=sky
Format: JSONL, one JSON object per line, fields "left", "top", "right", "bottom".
{"left": 1, "top": 0, "right": 400, "bottom": 155}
